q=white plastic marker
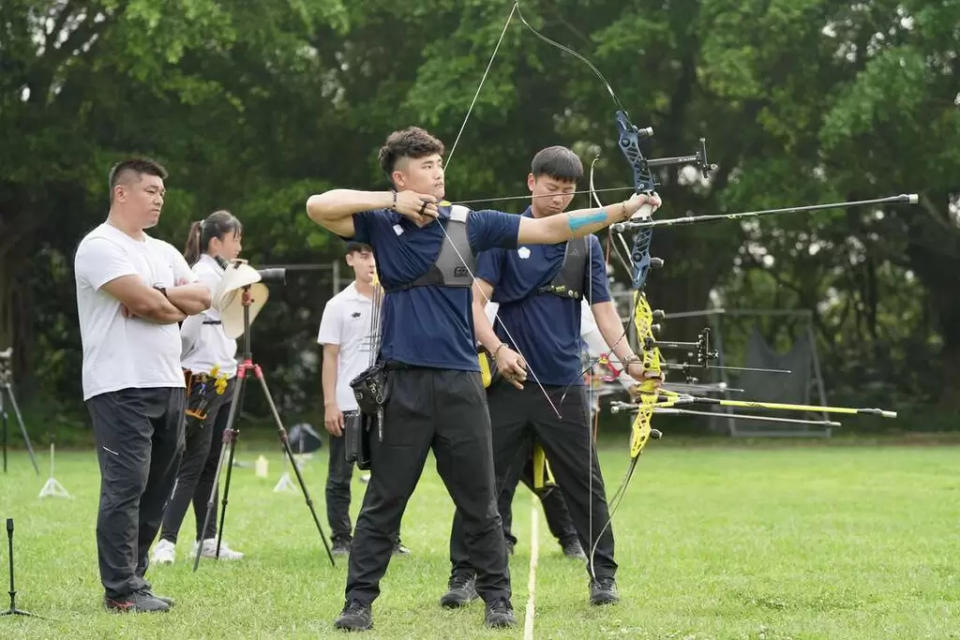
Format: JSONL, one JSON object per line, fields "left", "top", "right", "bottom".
{"left": 523, "top": 492, "right": 540, "bottom": 640}
{"left": 38, "top": 443, "right": 72, "bottom": 499}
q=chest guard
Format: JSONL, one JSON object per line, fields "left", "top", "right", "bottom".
{"left": 383, "top": 204, "right": 475, "bottom": 292}
{"left": 536, "top": 236, "right": 589, "bottom": 300}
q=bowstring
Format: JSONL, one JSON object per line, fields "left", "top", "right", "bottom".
{"left": 445, "top": 2, "right": 518, "bottom": 171}
{"left": 441, "top": 2, "right": 564, "bottom": 420}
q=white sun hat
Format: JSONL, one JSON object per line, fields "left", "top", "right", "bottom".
{"left": 215, "top": 259, "right": 270, "bottom": 338}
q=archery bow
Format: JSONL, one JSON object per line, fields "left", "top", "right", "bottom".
{"left": 438, "top": 0, "right": 913, "bottom": 584}
{"left": 509, "top": 2, "right": 721, "bottom": 578}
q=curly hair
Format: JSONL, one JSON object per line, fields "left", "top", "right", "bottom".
{"left": 377, "top": 127, "right": 445, "bottom": 181}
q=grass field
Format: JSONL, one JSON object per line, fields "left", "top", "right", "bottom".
{"left": 0, "top": 440, "right": 958, "bottom": 639}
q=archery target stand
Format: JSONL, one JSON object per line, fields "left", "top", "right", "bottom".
{"left": 38, "top": 443, "right": 71, "bottom": 499}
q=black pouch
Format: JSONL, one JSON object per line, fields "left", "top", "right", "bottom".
{"left": 185, "top": 374, "right": 216, "bottom": 425}
{"left": 343, "top": 411, "right": 371, "bottom": 470}
{"left": 349, "top": 362, "right": 390, "bottom": 414}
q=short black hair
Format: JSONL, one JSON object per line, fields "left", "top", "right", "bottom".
{"left": 377, "top": 127, "right": 445, "bottom": 180}
{"left": 345, "top": 242, "right": 373, "bottom": 255}
{"left": 108, "top": 158, "right": 168, "bottom": 201}
{"left": 531, "top": 146, "right": 582, "bottom": 182}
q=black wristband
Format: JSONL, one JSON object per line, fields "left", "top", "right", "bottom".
{"left": 153, "top": 284, "right": 168, "bottom": 298}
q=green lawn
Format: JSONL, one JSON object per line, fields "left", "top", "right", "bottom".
{"left": 0, "top": 441, "right": 957, "bottom": 639}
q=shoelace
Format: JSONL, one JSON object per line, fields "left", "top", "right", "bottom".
{"left": 345, "top": 600, "right": 367, "bottom": 614}
{"left": 489, "top": 598, "right": 512, "bottom": 612}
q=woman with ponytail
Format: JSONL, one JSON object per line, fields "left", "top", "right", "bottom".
{"left": 150, "top": 210, "right": 246, "bottom": 565}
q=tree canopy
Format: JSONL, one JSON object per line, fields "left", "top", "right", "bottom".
{"left": 2, "top": 0, "right": 957, "bottom": 427}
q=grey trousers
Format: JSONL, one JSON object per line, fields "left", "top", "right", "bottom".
{"left": 87, "top": 387, "right": 185, "bottom": 598}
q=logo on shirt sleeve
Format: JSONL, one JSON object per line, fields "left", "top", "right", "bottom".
{"left": 351, "top": 312, "right": 361, "bottom": 318}
{"left": 517, "top": 247, "right": 531, "bottom": 259}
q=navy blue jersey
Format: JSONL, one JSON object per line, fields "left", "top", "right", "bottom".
{"left": 476, "top": 208, "right": 610, "bottom": 386}
{"left": 351, "top": 206, "right": 520, "bottom": 370}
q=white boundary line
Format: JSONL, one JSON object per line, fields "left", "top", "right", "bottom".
{"left": 523, "top": 492, "right": 540, "bottom": 640}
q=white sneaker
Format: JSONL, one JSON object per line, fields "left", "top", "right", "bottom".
{"left": 192, "top": 538, "right": 245, "bottom": 560}
{"left": 150, "top": 539, "right": 176, "bottom": 565}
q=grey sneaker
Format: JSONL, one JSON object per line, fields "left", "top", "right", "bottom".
{"left": 484, "top": 598, "right": 516, "bottom": 628}
{"left": 104, "top": 591, "right": 170, "bottom": 613}
{"left": 136, "top": 588, "right": 175, "bottom": 607}
{"left": 334, "top": 599, "right": 372, "bottom": 631}
{"left": 331, "top": 537, "right": 352, "bottom": 556}
{"left": 440, "top": 574, "right": 479, "bottom": 608}
{"left": 560, "top": 537, "right": 586, "bottom": 559}
{"left": 589, "top": 576, "right": 620, "bottom": 605}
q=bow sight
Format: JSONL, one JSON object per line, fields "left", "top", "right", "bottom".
{"left": 615, "top": 110, "right": 717, "bottom": 197}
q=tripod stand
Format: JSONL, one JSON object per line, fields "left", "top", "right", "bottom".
{"left": 193, "top": 286, "right": 335, "bottom": 571}
{"left": 1, "top": 519, "right": 36, "bottom": 618}
{"left": 0, "top": 350, "right": 39, "bottom": 475}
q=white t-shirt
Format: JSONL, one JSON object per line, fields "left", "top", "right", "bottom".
{"left": 316, "top": 282, "right": 376, "bottom": 412}
{"left": 181, "top": 254, "right": 238, "bottom": 377}
{"left": 74, "top": 222, "right": 197, "bottom": 400}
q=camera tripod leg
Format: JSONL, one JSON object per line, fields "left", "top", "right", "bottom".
{"left": 193, "top": 375, "right": 245, "bottom": 572}
{"left": 4, "top": 385, "right": 39, "bottom": 475}
{"left": 253, "top": 367, "right": 336, "bottom": 567}
{"left": 2, "top": 404, "right": 7, "bottom": 473}
{"left": 1, "top": 519, "right": 37, "bottom": 617}
{"left": 213, "top": 427, "right": 239, "bottom": 561}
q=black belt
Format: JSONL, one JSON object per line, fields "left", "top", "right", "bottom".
{"left": 382, "top": 361, "right": 439, "bottom": 371}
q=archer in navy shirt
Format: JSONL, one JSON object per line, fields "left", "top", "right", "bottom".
{"left": 476, "top": 207, "right": 610, "bottom": 386}
{"left": 352, "top": 206, "right": 520, "bottom": 370}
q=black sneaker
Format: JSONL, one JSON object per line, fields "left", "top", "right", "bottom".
{"left": 484, "top": 598, "right": 516, "bottom": 628}
{"left": 589, "top": 576, "right": 620, "bottom": 605}
{"left": 391, "top": 540, "right": 411, "bottom": 556}
{"left": 560, "top": 537, "right": 586, "bottom": 559}
{"left": 331, "top": 537, "right": 352, "bottom": 556}
{"left": 136, "top": 588, "right": 175, "bottom": 607}
{"left": 104, "top": 591, "right": 170, "bottom": 613}
{"left": 334, "top": 599, "right": 373, "bottom": 631}
{"left": 440, "top": 574, "right": 479, "bottom": 608}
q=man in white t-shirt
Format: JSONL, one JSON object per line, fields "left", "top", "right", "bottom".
{"left": 74, "top": 158, "right": 211, "bottom": 613}
{"left": 317, "top": 242, "right": 409, "bottom": 557}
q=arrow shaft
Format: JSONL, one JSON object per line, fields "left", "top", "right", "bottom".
{"left": 611, "top": 194, "right": 918, "bottom": 232}
{"left": 661, "top": 363, "right": 791, "bottom": 374}
{"left": 454, "top": 185, "right": 639, "bottom": 207}
{"left": 679, "top": 396, "right": 897, "bottom": 418}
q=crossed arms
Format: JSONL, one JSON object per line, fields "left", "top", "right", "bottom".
{"left": 102, "top": 276, "right": 210, "bottom": 324}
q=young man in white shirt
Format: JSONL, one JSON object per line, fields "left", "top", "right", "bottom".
{"left": 317, "top": 242, "right": 409, "bottom": 557}
{"left": 74, "top": 158, "right": 210, "bottom": 613}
